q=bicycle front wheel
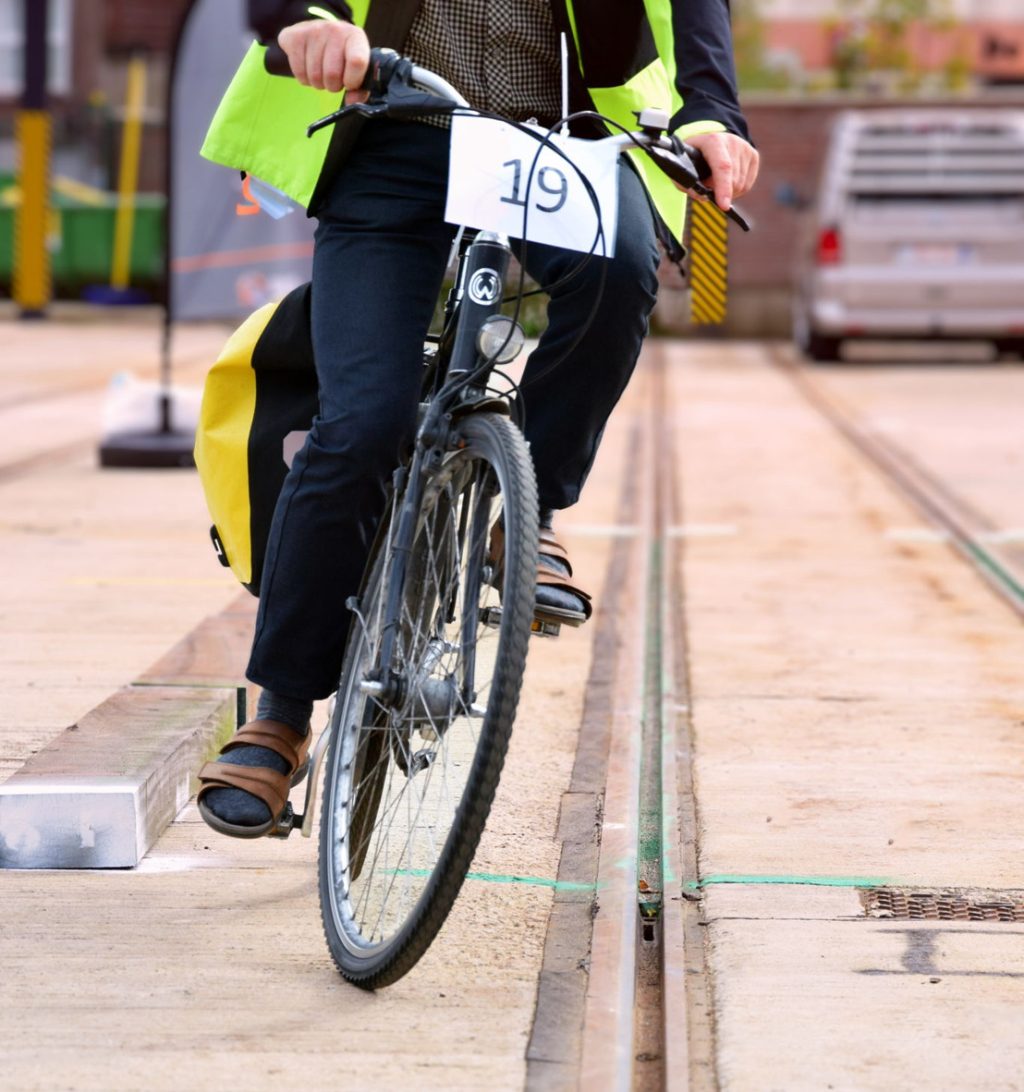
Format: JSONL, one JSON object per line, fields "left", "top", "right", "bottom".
{"left": 319, "top": 412, "right": 538, "bottom": 989}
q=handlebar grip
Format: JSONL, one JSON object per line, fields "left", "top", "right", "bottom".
{"left": 686, "top": 146, "right": 713, "bottom": 183}
{"left": 264, "top": 38, "right": 388, "bottom": 84}
{"left": 361, "top": 47, "right": 407, "bottom": 94}
{"left": 264, "top": 42, "right": 294, "bottom": 77}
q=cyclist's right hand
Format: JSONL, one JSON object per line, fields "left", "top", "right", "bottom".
{"left": 277, "top": 19, "right": 370, "bottom": 98}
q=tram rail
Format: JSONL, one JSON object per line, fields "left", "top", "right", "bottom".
{"left": 770, "top": 346, "right": 1024, "bottom": 621}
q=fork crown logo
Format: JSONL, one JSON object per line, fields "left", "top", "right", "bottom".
{"left": 468, "top": 268, "right": 502, "bottom": 306}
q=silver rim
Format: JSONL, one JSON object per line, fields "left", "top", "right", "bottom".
{"left": 325, "top": 445, "right": 507, "bottom": 957}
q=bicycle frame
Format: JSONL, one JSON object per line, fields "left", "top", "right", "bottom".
{"left": 277, "top": 57, "right": 750, "bottom": 840}
{"left": 286, "top": 227, "right": 516, "bottom": 839}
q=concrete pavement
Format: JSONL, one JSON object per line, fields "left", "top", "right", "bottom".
{"left": 2, "top": 317, "right": 1023, "bottom": 1089}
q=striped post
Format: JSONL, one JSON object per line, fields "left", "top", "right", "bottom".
{"left": 111, "top": 56, "right": 148, "bottom": 291}
{"left": 13, "top": 0, "right": 51, "bottom": 317}
{"left": 687, "top": 198, "right": 729, "bottom": 326}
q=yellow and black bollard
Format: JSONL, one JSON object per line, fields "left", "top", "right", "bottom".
{"left": 13, "top": 0, "right": 52, "bottom": 318}
{"left": 687, "top": 196, "right": 729, "bottom": 327}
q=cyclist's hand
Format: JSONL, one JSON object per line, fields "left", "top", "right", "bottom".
{"left": 278, "top": 19, "right": 370, "bottom": 99}
{"left": 684, "top": 132, "right": 760, "bottom": 213}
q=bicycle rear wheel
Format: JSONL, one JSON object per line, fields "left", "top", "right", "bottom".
{"left": 318, "top": 412, "right": 538, "bottom": 989}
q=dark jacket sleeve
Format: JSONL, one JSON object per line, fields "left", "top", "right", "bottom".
{"left": 247, "top": 1, "right": 353, "bottom": 44}
{"left": 669, "top": 0, "right": 751, "bottom": 143}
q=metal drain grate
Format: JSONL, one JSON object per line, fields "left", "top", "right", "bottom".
{"left": 862, "top": 888, "right": 1024, "bottom": 923}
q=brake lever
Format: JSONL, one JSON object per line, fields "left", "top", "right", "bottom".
{"left": 308, "top": 101, "right": 390, "bottom": 136}
{"left": 642, "top": 142, "right": 751, "bottom": 233}
{"left": 307, "top": 77, "right": 456, "bottom": 138}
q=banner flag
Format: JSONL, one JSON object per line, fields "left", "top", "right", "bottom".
{"left": 168, "top": 0, "right": 315, "bottom": 322}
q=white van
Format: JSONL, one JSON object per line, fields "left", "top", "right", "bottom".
{"left": 793, "top": 109, "right": 1024, "bottom": 361}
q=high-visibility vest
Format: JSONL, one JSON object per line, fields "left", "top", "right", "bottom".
{"left": 200, "top": 0, "right": 725, "bottom": 241}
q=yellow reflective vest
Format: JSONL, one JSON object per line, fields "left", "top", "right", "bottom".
{"left": 202, "top": 0, "right": 747, "bottom": 243}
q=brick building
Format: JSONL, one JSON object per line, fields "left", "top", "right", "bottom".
{"left": 3, "top": 2, "right": 1023, "bottom": 325}
{"left": 0, "top": 0, "right": 192, "bottom": 190}
{"left": 751, "top": 0, "right": 1024, "bottom": 88}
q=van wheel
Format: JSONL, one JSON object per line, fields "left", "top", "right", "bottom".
{"left": 805, "top": 333, "right": 842, "bottom": 362}
{"left": 793, "top": 307, "right": 842, "bottom": 363}
{"left": 994, "top": 339, "right": 1024, "bottom": 360}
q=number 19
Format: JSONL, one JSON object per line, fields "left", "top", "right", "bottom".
{"left": 501, "top": 159, "right": 569, "bottom": 215}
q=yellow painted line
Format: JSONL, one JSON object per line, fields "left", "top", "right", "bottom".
{"left": 66, "top": 577, "right": 239, "bottom": 588}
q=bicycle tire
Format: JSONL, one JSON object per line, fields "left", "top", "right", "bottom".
{"left": 318, "top": 411, "right": 538, "bottom": 989}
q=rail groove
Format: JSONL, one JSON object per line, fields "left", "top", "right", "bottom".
{"left": 529, "top": 351, "right": 719, "bottom": 1091}
{"left": 772, "top": 347, "right": 1024, "bottom": 620}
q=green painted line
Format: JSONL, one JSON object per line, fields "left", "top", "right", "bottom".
{"left": 387, "top": 867, "right": 595, "bottom": 892}
{"left": 964, "top": 539, "right": 1024, "bottom": 609}
{"left": 684, "top": 873, "right": 890, "bottom": 890}
{"left": 465, "top": 871, "right": 596, "bottom": 892}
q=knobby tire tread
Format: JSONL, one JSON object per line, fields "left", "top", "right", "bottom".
{"left": 318, "top": 412, "right": 538, "bottom": 989}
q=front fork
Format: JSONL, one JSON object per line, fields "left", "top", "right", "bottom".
{"left": 270, "top": 232, "right": 514, "bottom": 839}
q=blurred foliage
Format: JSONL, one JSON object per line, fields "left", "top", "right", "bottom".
{"left": 733, "top": 0, "right": 797, "bottom": 91}
{"left": 733, "top": 0, "right": 975, "bottom": 95}
{"left": 828, "top": 0, "right": 963, "bottom": 93}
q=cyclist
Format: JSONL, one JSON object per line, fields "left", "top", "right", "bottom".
{"left": 197, "top": 1, "right": 759, "bottom": 839}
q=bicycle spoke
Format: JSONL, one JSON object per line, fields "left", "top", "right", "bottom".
{"left": 319, "top": 414, "right": 538, "bottom": 984}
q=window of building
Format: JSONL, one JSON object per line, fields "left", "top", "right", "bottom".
{"left": 0, "top": 0, "right": 73, "bottom": 98}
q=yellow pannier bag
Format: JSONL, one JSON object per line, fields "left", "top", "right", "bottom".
{"left": 194, "top": 283, "right": 318, "bottom": 595}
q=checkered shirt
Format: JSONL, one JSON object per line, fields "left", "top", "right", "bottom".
{"left": 403, "top": 0, "right": 563, "bottom": 124}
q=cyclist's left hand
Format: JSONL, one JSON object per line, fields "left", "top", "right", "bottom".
{"left": 683, "top": 132, "right": 760, "bottom": 213}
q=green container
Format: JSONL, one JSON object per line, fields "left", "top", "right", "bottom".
{"left": 0, "top": 177, "right": 165, "bottom": 295}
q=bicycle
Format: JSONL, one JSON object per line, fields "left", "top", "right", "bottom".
{"left": 262, "top": 46, "right": 749, "bottom": 989}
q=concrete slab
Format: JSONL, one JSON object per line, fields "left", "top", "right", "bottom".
{"left": 0, "top": 685, "right": 235, "bottom": 868}
{"left": 0, "top": 314, "right": 616, "bottom": 1087}
{"left": 710, "top": 913, "right": 1024, "bottom": 1092}
{"left": 663, "top": 342, "right": 1024, "bottom": 1088}
{"left": 0, "top": 319, "right": 240, "bottom": 786}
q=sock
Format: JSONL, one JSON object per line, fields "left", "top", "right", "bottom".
{"left": 256, "top": 689, "right": 315, "bottom": 734}
{"left": 202, "top": 690, "right": 313, "bottom": 828}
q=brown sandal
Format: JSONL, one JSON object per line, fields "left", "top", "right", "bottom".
{"left": 488, "top": 523, "right": 593, "bottom": 628}
{"left": 197, "top": 719, "right": 311, "bottom": 839}
{"left": 533, "top": 527, "right": 593, "bottom": 627}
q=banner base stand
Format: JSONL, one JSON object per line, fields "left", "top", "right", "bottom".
{"left": 99, "top": 428, "right": 195, "bottom": 469}
{"left": 83, "top": 285, "right": 153, "bottom": 306}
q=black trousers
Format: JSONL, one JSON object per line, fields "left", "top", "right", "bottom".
{"left": 248, "top": 120, "right": 659, "bottom": 699}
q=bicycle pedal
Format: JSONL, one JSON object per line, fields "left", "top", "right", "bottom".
{"left": 531, "top": 618, "right": 562, "bottom": 638}
{"left": 266, "top": 802, "right": 299, "bottom": 839}
{"left": 480, "top": 606, "right": 503, "bottom": 628}
{"left": 407, "top": 748, "right": 436, "bottom": 776}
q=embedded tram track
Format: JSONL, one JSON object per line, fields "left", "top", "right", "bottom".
{"left": 535, "top": 341, "right": 1024, "bottom": 1091}
{"left": 632, "top": 345, "right": 718, "bottom": 1092}
{"left": 528, "top": 348, "right": 718, "bottom": 1091}
{"left": 770, "top": 346, "right": 1024, "bottom": 621}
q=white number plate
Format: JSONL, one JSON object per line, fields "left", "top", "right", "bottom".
{"left": 445, "top": 115, "right": 619, "bottom": 257}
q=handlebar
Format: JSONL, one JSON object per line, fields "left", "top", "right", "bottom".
{"left": 264, "top": 43, "right": 749, "bottom": 231}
